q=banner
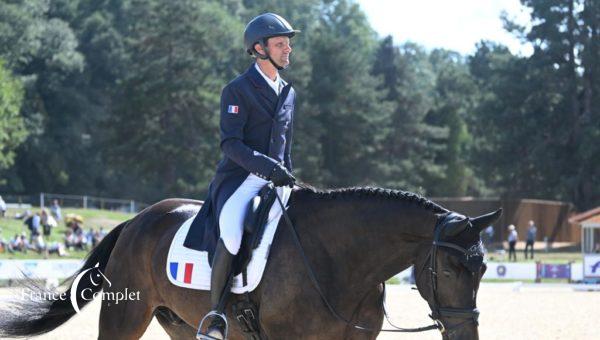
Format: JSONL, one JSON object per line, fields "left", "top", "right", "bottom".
{"left": 583, "top": 254, "right": 600, "bottom": 278}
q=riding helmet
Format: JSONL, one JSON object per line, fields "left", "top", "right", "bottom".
{"left": 244, "top": 13, "right": 300, "bottom": 56}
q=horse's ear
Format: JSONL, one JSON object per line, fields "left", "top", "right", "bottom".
{"left": 443, "top": 214, "right": 470, "bottom": 237}
{"left": 470, "top": 208, "right": 503, "bottom": 232}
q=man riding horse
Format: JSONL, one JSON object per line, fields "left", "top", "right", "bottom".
{"left": 196, "top": 13, "right": 299, "bottom": 340}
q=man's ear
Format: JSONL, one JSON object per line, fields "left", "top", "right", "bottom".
{"left": 254, "top": 42, "right": 263, "bottom": 54}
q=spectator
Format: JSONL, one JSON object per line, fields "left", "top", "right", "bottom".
{"left": 85, "top": 228, "right": 95, "bottom": 248}
{"left": 507, "top": 224, "right": 518, "bottom": 262}
{"left": 47, "top": 242, "right": 67, "bottom": 257}
{"left": 64, "top": 229, "right": 76, "bottom": 249}
{"left": 525, "top": 220, "right": 537, "bottom": 259}
{"left": 0, "top": 229, "right": 9, "bottom": 253}
{"left": 67, "top": 217, "right": 86, "bottom": 250}
{"left": 19, "top": 233, "right": 29, "bottom": 253}
{"left": 31, "top": 234, "right": 46, "bottom": 253}
{"left": 8, "top": 234, "right": 19, "bottom": 253}
{"left": 40, "top": 208, "right": 57, "bottom": 236}
{"left": 97, "top": 227, "right": 107, "bottom": 241}
{"left": 24, "top": 212, "right": 41, "bottom": 242}
{"left": 50, "top": 199, "right": 62, "bottom": 221}
{"left": 0, "top": 195, "right": 6, "bottom": 217}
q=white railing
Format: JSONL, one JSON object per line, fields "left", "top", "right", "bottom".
{"left": 39, "top": 193, "right": 146, "bottom": 213}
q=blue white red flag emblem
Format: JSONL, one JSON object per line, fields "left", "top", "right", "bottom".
{"left": 228, "top": 105, "right": 239, "bottom": 114}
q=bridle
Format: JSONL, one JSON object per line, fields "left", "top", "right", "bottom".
{"left": 420, "top": 212, "right": 484, "bottom": 336}
{"left": 275, "top": 190, "right": 483, "bottom": 336}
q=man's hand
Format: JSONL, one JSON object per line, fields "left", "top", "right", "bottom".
{"left": 269, "top": 163, "right": 296, "bottom": 187}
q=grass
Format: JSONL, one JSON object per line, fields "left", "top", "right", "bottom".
{"left": 0, "top": 207, "right": 134, "bottom": 259}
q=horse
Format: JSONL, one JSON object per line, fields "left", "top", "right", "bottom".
{"left": 0, "top": 185, "right": 501, "bottom": 340}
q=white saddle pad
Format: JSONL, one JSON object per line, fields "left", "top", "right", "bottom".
{"left": 166, "top": 187, "right": 291, "bottom": 293}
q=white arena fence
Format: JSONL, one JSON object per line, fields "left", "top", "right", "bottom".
{"left": 40, "top": 193, "right": 147, "bottom": 213}
{"left": 0, "top": 260, "right": 585, "bottom": 283}
{"left": 2, "top": 193, "right": 147, "bottom": 213}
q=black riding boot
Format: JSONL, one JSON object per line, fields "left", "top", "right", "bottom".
{"left": 197, "top": 239, "right": 235, "bottom": 340}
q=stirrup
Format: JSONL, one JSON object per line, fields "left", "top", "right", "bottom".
{"left": 196, "top": 310, "right": 228, "bottom": 340}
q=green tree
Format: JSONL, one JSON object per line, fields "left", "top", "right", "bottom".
{"left": 105, "top": 0, "right": 242, "bottom": 201}
{"left": 372, "top": 37, "right": 448, "bottom": 193}
{"left": 306, "top": 0, "right": 392, "bottom": 187}
{"left": 0, "top": 0, "right": 84, "bottom": 193}
{"left": 0, "top": 60, "right": 27, "bottom": 175}
{"left": 426, "top": 49, "right": 480, "bottom": 196}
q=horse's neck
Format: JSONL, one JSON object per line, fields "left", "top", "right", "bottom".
{"left": 298, "top": 197, "right": 437, "bottom": 294}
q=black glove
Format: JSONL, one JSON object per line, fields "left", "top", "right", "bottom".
{"left": 269, "top": 163, "right": 296, "bottom": 187}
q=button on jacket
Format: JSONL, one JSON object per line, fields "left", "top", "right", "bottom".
{"left": 184, "top": 64, "right": 296, "bottom": 253}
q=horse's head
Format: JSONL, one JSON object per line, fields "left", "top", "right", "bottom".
{"left": 413, "top": 209, "right": 502, "bottom": 340}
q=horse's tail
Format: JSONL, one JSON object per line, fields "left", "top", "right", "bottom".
{"left": 0, "top": 220, "right": 128, "bottom": 337}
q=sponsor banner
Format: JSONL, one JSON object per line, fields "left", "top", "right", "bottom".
{"left": 537, "top": 263, "right": 571, "bottom": 279}
{"left": 484, "top": 262, "right": 537, "bottom": 280}
{"left": 583, "top": 254, "right": 600, "bottom": 278}
{"left": 0, "top": 260, "right": 82, "bottom": 280}
{"left": 395, "top": 263, "right": 539, "bottom": 282}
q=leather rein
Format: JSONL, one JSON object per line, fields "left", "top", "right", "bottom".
{"left": 274, "top": 188, "right": 480, "bottom": 335}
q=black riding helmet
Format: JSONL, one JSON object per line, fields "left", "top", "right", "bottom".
{"left": 244, "top": 13, "right": 300, "bottom": 70}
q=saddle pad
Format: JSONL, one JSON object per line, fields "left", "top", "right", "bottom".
{"left": 166, "top": 187, "right": 292, "bottom": 293}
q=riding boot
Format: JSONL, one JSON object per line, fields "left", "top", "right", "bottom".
{"left": 197, "top": 239, "right": 235, "bottom": 340}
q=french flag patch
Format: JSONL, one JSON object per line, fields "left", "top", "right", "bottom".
{"left": 170, "top": 262, "right": 194, "bottom": 284}
{"left": 227, "top": 105, "right": 239, "bottom": 114}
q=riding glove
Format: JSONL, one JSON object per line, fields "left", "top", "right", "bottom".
{"left": 269, "top": 163, "right": 296, "bottom": 187}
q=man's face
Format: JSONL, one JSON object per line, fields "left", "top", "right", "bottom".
{"left": 260, "top": 36, "right": 292, "bottom": 67}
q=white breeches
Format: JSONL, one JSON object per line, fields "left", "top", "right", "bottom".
{"left": 219, "top": 174, "right": 292, "bottom": 255}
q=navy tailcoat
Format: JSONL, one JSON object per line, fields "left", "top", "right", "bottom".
{"left": 183, "top": 64, "right": 295, "bottom": 255}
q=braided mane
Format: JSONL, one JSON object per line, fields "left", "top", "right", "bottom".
{"left": 295, "top": 184, "right": 447, "bottom": 214}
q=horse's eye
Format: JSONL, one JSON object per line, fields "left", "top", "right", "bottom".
{"left": 442, "top": 270, "right": 452, "bottom": 277}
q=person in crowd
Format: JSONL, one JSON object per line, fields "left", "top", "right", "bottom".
{"left": 41, "top": 208, "right": 57, "bottom": 237}
{"left": 524, "top": 220, "right": 537, "bottom": 259}
{"left": 507, "top": 224, "right": 518, "bottom": 262}
{"left": 25, "top": 212, "right": 41, "bottom": 243}
{"left": 50, "top": 199, "right": 62, "bottom": 221}
{"left": 47, "top": 242, "right": 67, "bottom": 256}
{"left": 19, "top": 233, "right": 29, "bottom": 253}
{"left": 0, "top": 195, "right": 6, "bottom": 217}
{"left": 97, "top": 227, "right": 107, "bottom": 240}
{"left": 8, "top": 234, "right": 21, "bottom": 253}
{"left": 64, "top": 229, "right": 76, "bottom": 249}
{"left": 86, "top": 228, "right": 95, "bottom": 248}
{"left": 31, "top": 234, "right": 46, "bottom": 254}
{"left": 0, "top": 233, "right": 7, "bottom": 253}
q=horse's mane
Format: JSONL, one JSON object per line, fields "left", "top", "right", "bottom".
{"left": 294, "top": 183, "right": 448, "bottom": 214}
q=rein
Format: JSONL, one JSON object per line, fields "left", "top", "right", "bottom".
{"left": 274, "top": 189, "right": 441, "bottom": 333}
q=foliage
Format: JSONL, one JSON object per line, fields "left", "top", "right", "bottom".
{"left": 0, "top": 0, "right": 597, "bottom": 210}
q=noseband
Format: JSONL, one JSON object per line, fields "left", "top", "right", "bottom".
{"left": 425, "top": 212, "right": 482, "bottom": 335}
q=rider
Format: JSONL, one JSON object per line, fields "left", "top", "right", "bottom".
{"left": 196, "top": 13, "right": 299, "bottom": 340}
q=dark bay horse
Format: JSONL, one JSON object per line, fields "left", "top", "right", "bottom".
{"left": 0, "top": 186, "right": 501, "bottom": 339}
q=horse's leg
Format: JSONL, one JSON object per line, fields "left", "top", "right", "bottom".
{"left": 97, "top": 281, "right": 155, "bottom": 340}
{"left": 154, "top": 306, "right": 197, "bottom": 340}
